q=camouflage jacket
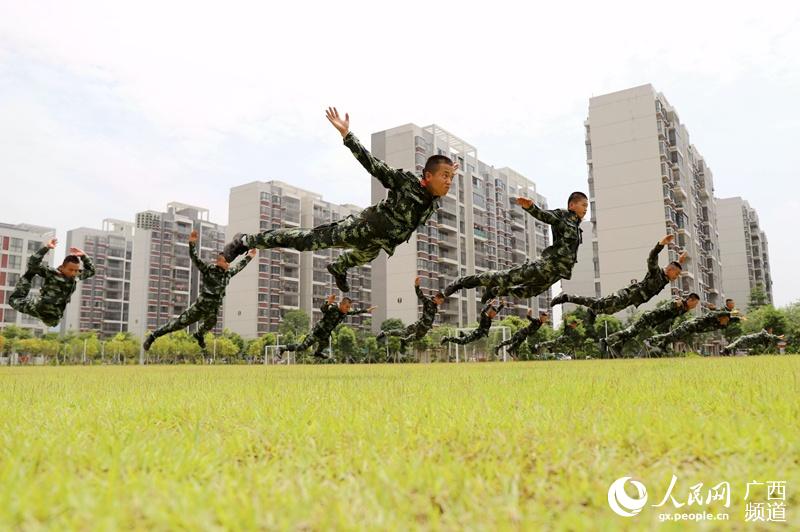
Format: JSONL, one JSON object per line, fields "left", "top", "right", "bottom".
{"left": 523, "top": 204, "right": 583, "bottom": 279}
{"left": 32, "top": 246, "right": 95, "bottom": 321}
{"left": 513, "top": 315, "right": 544, "bottom": 341}
{"left": 343, "top": 132, "right": 439, "bottom": 254}
{"left": 728, "top": 329, "right": 781, "bottom": 350}
{"left": 628, "top": 243, "right": 670, "bottom": 305}
{"left": 638, "top": 299, "right": 689, "bottom": 331}
{"left": 312, "top": 303, "right": 369, "bottom": 338}
{"left": 415, "top": 284, "right": 439, "bottom": 331}
{"left": 190, "top": 242, "right": 252, "bottom": 301}
{"left": 476, "top": 301, "right": 505, "bottom": 333}
{"left": 678, "top": 309, "right": 739, "bottom": 337}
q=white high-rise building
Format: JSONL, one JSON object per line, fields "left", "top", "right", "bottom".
{"left": 225, "top": 181, "right": 372, "bottom": 339}
{"left": 0, "top": 222, "right": 57, "bottom": 335}
{"left": 128, "top": 203, "right": 227, "bottom": 341}
{"left": 562, "top": 84, "right": 724, "bottom": 320}
{"left": 62, "top": 219, "right": 135, "bottom": 336}
{"left": 369, "top": 123, "right": 551, "bottom": 330}
{"left": 716, "top": 197, "right": 773, "bottom": 310}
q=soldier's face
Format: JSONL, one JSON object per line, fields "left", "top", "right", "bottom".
{"left": 540, "top": 314, "right": 549, "bottom": 323}
{"left": 60, "top": 262, "right": 81, "bottom": 279}
{"left": 686, "top": 298, "right": 700, "bottom": 310}
{"left": 433, "top": 295, "right": 445, "bottom": 306}
{"left": 216, "top": 255, "right": 230, "bottom": 270}
{"left": 665, "top": 265, "right": 681, "bottom": 281}
{"left": 719, "top": 316, "right": 730, "bottom": 326}
{"left": 726, "top": 300, "right": 735, "bottom": 310}
{"left": 339, "top": 301, "right": 352, "bottom": 313}
{"left": 487, "top": 310, "right": 497, "bottom": 319}
{"left": 424, "top": 163, "right": 455, "bottom": 197}
{"left": 569, "top": 198, "right": 589, "bottom": 219}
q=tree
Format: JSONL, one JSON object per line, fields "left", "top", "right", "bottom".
{"left": 246, "top": 333, "right": 277, "bottom": 361}
{"left": 748, "top": 283, "right": 769, "bottom": 311}
{"left": 279, "top": 309, "right": 310, "bottom": 337}
{"left": 0, "top": 335, "right": 5, "bottom": 355}
{"left": 333, "top": 325, "right": 358, "bottom": 363}
{"left": 379, "top": 318, "right": 405, "bottom": 332}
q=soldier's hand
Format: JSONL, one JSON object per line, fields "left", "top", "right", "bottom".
{"left": 659, "top": 234, "right": 675, "bottom": 246}
{"left": 68, "top": 247, "right": 85, "bottom": 257}
{"left": 47, "top": 238, "right": 57, "bottom": 249}
{"left": 326, "top": 294, "right": 336, "bottom": 303}
{"left": 415, "top": 276, "right": 421, "bottom": 286}
{"left": 514, "top": 197, "right": 534, "bottom": 209}
{"left": 326, "top": 107, "right": 349, "bottom": 137}
{"left": 367, "top": 306, "right": 377, "bottom": 312}
{"left": 247, "top": 249, "right": 257, "bottom": 258}
{"left": 678, "top": 251, "right": 688, "bottom": 264}
{"left": 527, "top": 308, "right": 533, "bottom": 316}
{"left": 189, "top": 230, "right": 198, "bottom": 243}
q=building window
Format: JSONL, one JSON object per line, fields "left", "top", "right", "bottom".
{"left": 9, "top": 238, "right": 23, "bottom": 253}
{"left": 8, "top": 255, "right": 22, "bottom": 270}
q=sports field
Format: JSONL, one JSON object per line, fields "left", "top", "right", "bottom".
{"left": 1, "top": 357, "right": 797, "bottom": 529}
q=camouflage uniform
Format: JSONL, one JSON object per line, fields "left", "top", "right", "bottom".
{"left": 284, "top": 301, "right": 370, "bottom": 357}
{"left": 149, "top": 242, "right": 252, "bottom": 341}
{"left": 558, "top": 242, "right": 670, "bottom": 314}
{"left": 606, "top": 299, "right": 690, "bottom": 350}
{"left": 722, "top": 329, "right": 783, "bottom": 354}
{"left": 441, "top": 302, "right": 505, "bottom": 346}
{"left": 494, "top": 314, "right": 544, "bottom": 357}
{"left": 648, "top": 309, "right": 740, "bottom": 351}
{"left": 532, "top": 325, "right": 579, "bottom": 355}
{"left": 445, "top": 204, "right": 582, "bottom": 300}
{"left": 379, "top": 285, "right": 439, "bottom": 349}
{"left": 244, "top": 132, "right": 439, "bottom": 278}
{"left": 9, "top": 246, "right": 95, "bottom": 327}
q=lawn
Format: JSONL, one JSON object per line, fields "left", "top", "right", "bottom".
{"left": 1, "top": 357, "right": 798, "bottom": 530}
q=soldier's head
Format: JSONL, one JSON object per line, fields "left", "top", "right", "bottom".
{"left": 664, "top": 261, "right": 682, "bottom": 281}
{"left": 216, "top": 253, "right": 230, "bottom": 270}
{"left": 433, "top": 292, "right": 445, "bottom": 306}
{"left": 685, "top": 293, "right": 700, "bottom": 310}
{"left": 421, "top": 155, "right": 455, "bottom": 197}
{"left": 567, "top": 191, "right": 589, "bottom": 219}
{"left": 539, "top": 311, "right": 550, "bottom": 324}
{"left": 725, "top": 298, "right": 735, "bottom": 310}
{"left": 59, "top": 256, "right": 82, "bottom": 278}
{"left": 567, "top": 320, "right": 579, "bottom": 329}
{"left": 339, "top": 297, "right": 353, "bottom": 313}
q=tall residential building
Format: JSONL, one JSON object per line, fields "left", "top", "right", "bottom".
{"left": 716, "top": 197, "right": 773, "bottom": 309}
{"left": 0, "top": 222, "right": 57, "bottom": 335}
{"left": 562, "top": 84, "right": 724, "bottom": 319}
{"left": 128, "top": 203, "right": 227, "bottom": 341}
{"left": 62, "top": 220, "right": 135, "bottom": 336}
{"left": 369, "top": 123, "right": 551, "bottom": 331}
{"left": 225, "top": 181, "right": 372, "bottom": 339}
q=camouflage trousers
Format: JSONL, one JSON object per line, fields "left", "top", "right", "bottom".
{"left": 649, "top": 320, "right": 711, "bottom": 348}
{"left": 446, "top": 257, "right": 561, "bottom": 299}
{"left": 442, "top": 328, "right": 489, "bottom": 346}
{"left": 8, "top": 277, "right": 61, "bottom": 327}
{"left": 606, "top": 319, "right": 653, "bottom": 348}
{"left": 151, "top": 297, "right": 220, "bottom": 339}
{"left": 285, "top": 333, "right": 329, "bottom": 357}
{"left": 722, "top": 332, "right": 779, "bottom": 354}
{"left": 495, "top": 330, "right": 529, "bottom": 356}
{"left": 383, "top": 323, "right": 427, "bottom": 344}
{"left": 246, "top": 215, "right": 384, "bottom": 275}
{"left": 567, "top": 287, "right": 643, "bottom": 315}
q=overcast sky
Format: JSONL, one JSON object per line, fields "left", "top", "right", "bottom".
{"left": 2, "top": 1, "right": 798, "bottom": 306}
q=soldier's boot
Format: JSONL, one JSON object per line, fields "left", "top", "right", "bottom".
{"left": 143, "top": 334, "right": 156, "bottom": 352}
{"left": 480, "top": 286, "right": 498, "bottom": 304}
{"left": 400, "top": 338, "right": 408, "bottom": 351}
{"left": 586, "top": 309, "right": 597, "bottom": 328}
{"left": 550, "top": 293, "right": 570, "bottom": 306}
{"left": 326, "top": 263, "right": 350, "bottom": 292}
{"left": 440, "top": 336, "right": 452, "bottom": 345}
{"left": 193, "top": 332, "right": 206, "bottom": 349}
{"left": 443, "top": 281, "right": 462, "bottom": 298}
{"left": 376, "top": 331, "right": 387, "bottom": 343}
{"left": 222, "top": 233, "right": 251, "bottom": 262}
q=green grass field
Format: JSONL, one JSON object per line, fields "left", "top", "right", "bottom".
{"left": 1, "top": 357, "right": 798, "bottom": 530}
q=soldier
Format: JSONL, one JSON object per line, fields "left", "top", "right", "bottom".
{"left": 493, "top": 309, "right": 549, "bottom": 358}
{"left": 443, "top": 192, "right": 587, "bottom": 303}
{"left": 601, "top": 293, "right": 700, "bottom": 355}
{"left": 279, "top": 295, "right": 376, "bottom": 359}
{"left": 551, "top": 235, "right": 688, "bottom": 321}
{"left": 376, "top": 276, "right": 445, "bottom": 350}
{"left": 222, "top": 107, "right": 457, "bottom": 293}
{"left": 721, "top": 329, "right": 785, "bottom": 355}
{"left": 645, "top": 299, "right": 740, "bottom": 355}
{"left": 440, "top": 299, "right": 505, "bottom": 346}
{"left": 531, "top": 319, "right": 580, "bottom": 356}
{"left": 143, "top": 231, "right": 255, "bottom": 351}
{"left": 9, "top": 238, "right": 95, "bottom": 327}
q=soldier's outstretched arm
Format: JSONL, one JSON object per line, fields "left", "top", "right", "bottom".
{"left": 326, "top": 107, "right": 408, "bottom": 190}
{"left": 229, "top": 249, "right": 256, "bottom": 276}
{"left": 78, "top": 254, "right": 96, "bottom": 280}
{"left": 514, "top": 197, "right": 560, "bottom": 226}
{"left": 648, "top": 237, "right": 669, "bottom": 271}
{"left": 188, "top": 241, "right": 210, "bottom": 275}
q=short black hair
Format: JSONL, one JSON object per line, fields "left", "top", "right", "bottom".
{"left": 434, "top": 292, "right": 445, "bottom": 299}
{"left": 668, "top": 261, "right": 683, "bottom": 271}
{"left": 725, "top": 298, "right": 734, "bottom": 303}
{"left": 341, "top": 297, "right": 353, "bottom": 304}
{"left": 568, "top": 191, "right": 588, "bottom": 204}
{"left": 62, "top": 255, "right": 80, "bottom": 266}
{"left": 687, "top": 293, "right": 700, "bottom": 300}
{"left": 423, "top": 155, "right": 453, "bottom": 177}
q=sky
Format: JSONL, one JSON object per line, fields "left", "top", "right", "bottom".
{"left": 1, "top": 1, "right": 799, "bottom": 306}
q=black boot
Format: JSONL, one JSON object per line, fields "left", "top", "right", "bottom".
{"left": 193, "top": 332, "right": 206, "bottom": 349}
{"left": 327, "top": 264, "right": 350, "bottom": 292}
{"left": 222, "top": 233, "right": 250, "bottom": 262}
{"left": 480, "top": 286, "right": 498, "bottom": 304}
{"left": 143, "top": 334, "right": 156, "bottom": 351}
{"left": 550, "top": 293, "right": 570, "bottom": 306}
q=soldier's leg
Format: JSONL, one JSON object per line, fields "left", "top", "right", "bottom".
{"left": 445, "top": 260, "right": 542, "bottom": 297}
{"left": 328, "top": 245, "right": 381, "bottom": 275}
{"left": 194, "top": 310, "right": 220, "bottom": 349}
{"left": 151, "top": 302, "right": 210, "bottom": 340}
{"left": 8, "top": 277, "right": 40, "bottom": 317}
